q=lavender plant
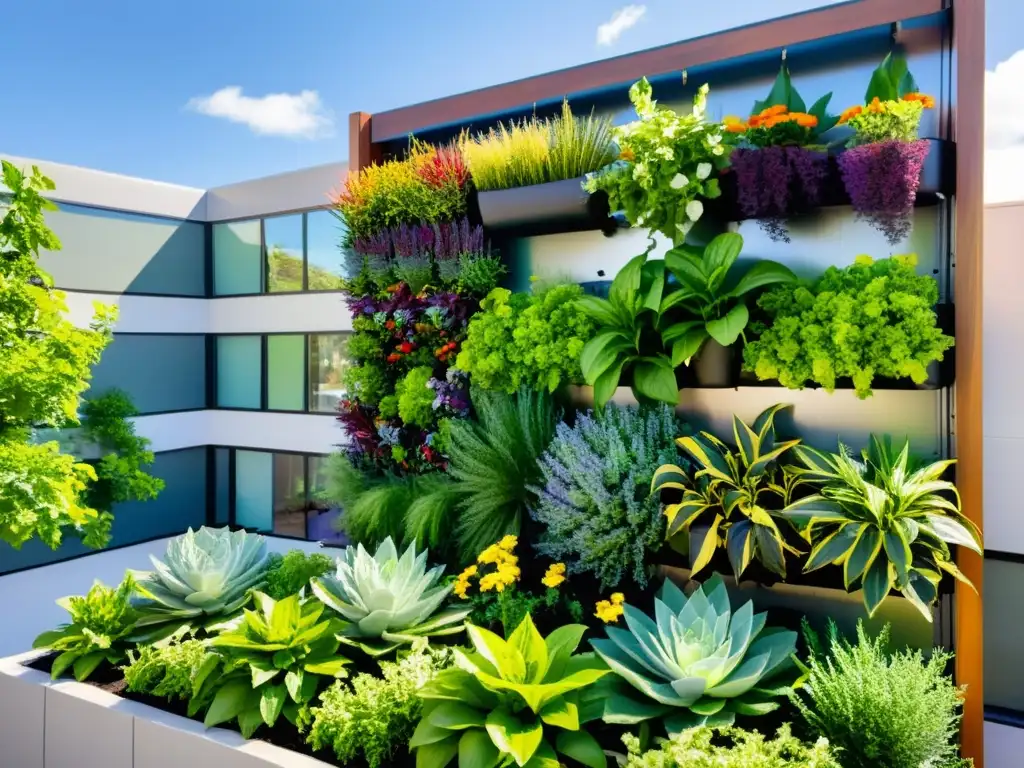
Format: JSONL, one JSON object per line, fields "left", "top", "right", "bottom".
{"left": 393, "top": 223, "right": 435, "bottom": 293}
{"left": 530, "top": 403, "right": 687, "bottom": 590}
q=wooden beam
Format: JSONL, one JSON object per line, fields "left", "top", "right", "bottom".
{"left": 369, "top": 0, "right": 945, "bottom": 141}
{"left": 952, "top": 0, "right": 985, "bottom": 764}
{"left": 347, "top": 112, "right": 380, "bottom": 174}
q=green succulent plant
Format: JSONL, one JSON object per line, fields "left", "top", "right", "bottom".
{"left": 411, "top": 614, "right": 611, "bottom": 768}
{"left": 651, "top": 404, "right": 805, "bottom": 579}
{"left": 33, "top": 575, "right": 139, "bottom": 681}
{"left": 129, "top": 526, "right": 270, "bottom": 642}
{"left": 591, "top": 575, "right": 798, "bottom": 733}
{"left": 311, "top": 537, "right": 471, "bottom": 656}
{"left": 781, "top": 436, "right": 982, "bottom": 620}
{"left": 191, "top": 591, "right": 350, "bottom": 738}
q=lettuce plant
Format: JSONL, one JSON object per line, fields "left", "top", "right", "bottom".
{"left": 130, "top": 526, "right": 270, "bottom": 642}
{"left": 742, "top": 254, "right": 953, "bottom": 398}
{"left": 591, "top": 575, "right": 797, "bottom": 733}
{"left": 191, "top": 591, "right": 350, "bottom": 738}
{"left": 532, "top": 403, "right": 684, "bottom": 589}
{"left": 622, "top": 724, "right": 840, "bottom": 768}
{"left": 123, "top": 638, "right": 209, "bottom": 701}
{"left": 311, "top": 537, "right": 471, "bottom": 656}
{"left": 33, "top": 575, "right": 139, "bottom": 681}
{"left": 411, "top": 615, "right": 610, "bottom": 768}
{"left": 263, "top": 549, "right": 334, "bottom": 600}
{"left": 651, "top": 404, "right": 805, "bottom": 579}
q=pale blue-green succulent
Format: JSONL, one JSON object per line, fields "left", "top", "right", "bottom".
{"left": 311, "top": 537, "right": 471, "bottom": 656}
{"left": 130, "top": 526, "right": 270, "bottom": 642}
{"left": 591, "top": 574, "right": 798, "bottom": 733}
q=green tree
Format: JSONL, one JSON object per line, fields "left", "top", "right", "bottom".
{"left": 0, "top": 161, "right": 117, "bottom": 550}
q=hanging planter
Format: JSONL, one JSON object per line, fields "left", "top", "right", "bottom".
{"left": 688, "top": 339, "right": 738, "bottom": 388}
{"left": 475, "top": 177, "right": 616, "bottom": 237}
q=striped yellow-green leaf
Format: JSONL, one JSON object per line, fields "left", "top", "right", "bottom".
{"left": 664, "top": 495, "right": 713, "bottom": 537}
{"left": 691, "top": 514, "right": 724, "bottom": 576}
{"left": 732, "top": 415, "right": 760, "bottom": 469}
{"left": 936, "top": 558, "right": 977, "bottom": 592}
{"left": 861, "top": 557, "right": 893, "bottom": 618}
{"left": 651, "top": 464, "right": 690, "bottom": 495}
{"left": 843, "top": 525, "right": 883, "bottom": 589}
{"left": 677, "top": 436, "right": 733, "bottom": 484}
{"left": 754, "top": 522, "right": 787, "bottom": 577}
{"left": 726, "top": 519, "right": 755, "bottom": 578}
{"left": 803, "top": 524, "right": 860, "bottom": 573}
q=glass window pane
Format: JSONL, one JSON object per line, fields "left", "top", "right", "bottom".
{"left": 267, "top": 335, "right": 305, "bottom": 411}
{"left": 213, "top": 220, "right": 262, "bottom": 295}
{"left": 217, "top": 336, "right": 262, "bottom": 409}
{"left": 309, "top": 334, "right": 352, "bottom": 413}
{"left": 265, "top": 214, "right": 304, "bottom": 293}
{"left": 307, "top": 455, "right": 347, "bottom": 544}
{"left": 306, "top": 210, "right": 346, "bottom": 290}
{"left": 236, "top": 450, "right": 273, "bottom": 530}
{"left": 986, "top": 559, "right": 1024, "bottom": 710}
{"left": 215, "top": 448, "right": 230, "bottom": 525}
{"left": 273, "top": 454, "right": 307, "bottom": 537}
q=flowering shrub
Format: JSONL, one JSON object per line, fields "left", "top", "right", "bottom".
{"left": 594, "top": 592, "right": 625, "bottom": 623}
{"left": 456, "top": 283, "right": 596, "bottom": 393}
{"left": 531, "top": 403, "right": 684, "bottom": 590}
{"left": 584, "top": 78, "right": 728, "bottom": 244}
{"left": 743, "top": 254, "right": 953, "bottom": 398}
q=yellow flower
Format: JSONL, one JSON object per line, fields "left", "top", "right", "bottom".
{"left": 479, "top": 572, "right": 502, "bottom": 592}
{"left": 477, "top": 544, "right": 503, "bottom": 565}
{"left": 498, "top": 535, "right": 518, "bottom": 552}
{"left": 541, "top": 563, "right": 567, "bottom": 589}
{"left": 459, "top": 565, "right": 478, "bottom": 579}
{"left": 610, "top": 592, "right": 625, "bottom": 605}
{"left": 453, "top": 579, "right": 471, "bottom": 599}
{"left": 496, "top": 562, "right": 521, "bottom": 584}
{"left": 594, "top": 600, "right": 624, "bottom": 624}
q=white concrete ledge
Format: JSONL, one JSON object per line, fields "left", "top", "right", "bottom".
{"left": 133, "top": 410, "right": 343, "bottom": 455}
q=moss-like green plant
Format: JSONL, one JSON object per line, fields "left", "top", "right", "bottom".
{"left": 343, "top": 361, "right": 390, "bottom": 407}
{"left": 263, "top": 549, "right": 335, "bottom": 600}
{"left": 123, "top": 639, "right": 209, "bottom": 701}
{"left": 622, "top": 724, "right": 840, "bottom": 768}
{"left": 743, "top": 254, "right": 953, "bottom": 398}
{"left": 456, "top": 284, "right": 596, "bottom": 394}
{"left": 306, "top": 644, "right": 453, "bottom": 768}
{"left": 396, "top": 366, "right": 436, "bottom": 428}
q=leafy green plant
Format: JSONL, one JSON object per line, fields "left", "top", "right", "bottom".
{"left": 33, "top": 575, "right": 138, "bottom": 681}
{"left": 659, "top": 232, "right": 796, "bottom": 363}
{"left": 792, "top": 620, "right": 966, "bottom": 768}
{"left": 461, "top": 100, "right": 617, "bottom": 191}
{"left": 743, "top": 254, "right": 953, "bottom": 398}
{"left": 651, "top": 404, "right": 805, "bottom": 579}
{"left": 584, "top": 80, "right": 727, "bottom": 245}
{"left": 123, "top": 638, "right": 209, "bottom": 701}
{"left": 591, "top": 575, "right": 797, "bottom": 733}
{"left": 465, "top": 581, "right": 584, "bottom": 639}
{"left": 411, "top": 614, "right": 611, "bottom": 768}
{"left": 263, "top": 550, "right": 335, "bottom": 600}
{"left": 0, "top": 161, "right": 116, "bottom": 551}
{"left": 191, "top": 591, "right": 350, "bottom": 738}
{"left": 622, "top": 724, "right": 840, "bottom": 768}
{"left": 396, "top": 365, "right": 436, "bottom": 428}
{"left": 311, "top": 537, "right": 471, "bottom": 656}
{"left": 532, "top": 403, "right": 685, "bottom": 590}
{"left": 456, "top": 284, "right": 596, "bottom": 394}
{"left": 306, "top": 643, "right": 453, "bottom": 768}
{"left": 449, "top": 388, "right": 559, "bottom": 557}
{"left": 130, "top": 526, "right": 270, "bottom": 642}
{"left": 781, "top": 436, "right": 981, "bottom": 619}
{"left": 79, "top": 388, "right": 164, "bottom": 513}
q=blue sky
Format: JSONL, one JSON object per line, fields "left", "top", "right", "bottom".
{"left": 1, "top": 0, "right": 1021, "bottom": 190}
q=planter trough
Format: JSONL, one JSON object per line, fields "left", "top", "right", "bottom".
{"left": 475, "top": 177, "right": 617, "bottom": 238}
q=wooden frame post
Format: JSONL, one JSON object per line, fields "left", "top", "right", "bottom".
{"left": 348, "top": 112, "right": 380, "bottom": 175}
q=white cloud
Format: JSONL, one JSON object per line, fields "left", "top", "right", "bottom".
{"left": 186, "top": 86, "right": 333, "bottom": 139}
{"left": 597, "top": 4, "right": 646, "bottom": 46}
{"left": 985, "top": 49, "right": 1024, "bottom": 203}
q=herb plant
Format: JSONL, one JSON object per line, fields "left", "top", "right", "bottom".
{"left": 742, "top": 254, "right": 953, "bottom": 398}
{"left": 193, "top": 592, "right": 350, "bottom": 738}
{"left": 33, "top": 575, "right": 139, "bottom": 681}
{"left": 263, "top": 549, "right": 334, "bottom": 600}
{"left": 782, "top": 436, "right": 981, "bottom": 619}
{"left": 584, "top": 79, "right": 727, "bottom": 245}
{"left": 411, "top": 614, "right": 610, "bottom": 768}
{"left": 306, "top": 644, "right": 453, "bottom": 768}
{"left": 396, "top": 365, "right": 436, "bottom": 428}
{"left": 461, "top": 100, "right": 617, "bottom": 191}
{"left": 531, "top": 403, "right": 685, "bottom": 590}
{"left": 456, "top": 283, "right": 596, "bottom": 394}
{"left": 792, "top": 620, "right": 966, "bottom": 768}
{"left": 622, "top": 724, "right": 840, "bottom": 768}
{"left": 123, "top": 639, "right": 209, "bottom": 701}
{"left": 651, "top": 404, "right": 805, "bottom": 579}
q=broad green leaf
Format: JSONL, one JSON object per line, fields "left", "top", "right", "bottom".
{"left": 734, "top": 699, "right": 782, "bottom": 716}
{"left": 803, "top": 524, "right": 860, "bottom": 572}
{"left": 659, "top": 288, "right": 695, "bottom": 315}
{"left": 580, "top": 332, "right": 632, "bottom": 386}
{"left": 192, "top": 654, "right": 220, "bottom": 699}
{"left": 459, "top": 729, "right": 500, "bottom": 768}
{"left": 926, "top": 514, "right": 983, "bottom": 554}
{"left": 303, "top": 657, "right": 350, "bottom": 677}
{"left": 691, "top": 514, "right": 723, "bottom": 576}
{"left": 726, "top": 519, "right": 755, "bottom": 578}
{"left": 416, "top": 735, "right": 460, "bottom": 768}
{"left": 411, "top": 716, "right": 458, "bottom": 747}
{"left": 632, "top": 359, "right": 679, "bottom": 405}
{"left": 238, "top": 706, "right": 264, "bottom": 738}
{"left": 555, "top": 730, "right": 606, "bottom": 768}
{"left": 72, "top": 651, "right": 106, "bottom": 682}
{"left": 764, "top": 64, "right": 793, "bottom": 112}
{"left": 754, "top": 522, "right": 787, "bottom": 577}
{"left": 705, "top": 304, "right": 748, "bottom": 346}
{"left": 844, "top": 526, "right": 883, "bottom": 588}
{"left": 204, "top": 679, "right": 252, "bottom": 728}
{"left": 641, "top": 259, "right": 666, "bottom": 313}
{"left": 609, "top": 254, "right": 647, "bottom": 312}
{"left": 883, "top": 529, "right": 913, "bottom": 585}
{"left": 702, "top": 233, "right": 743, "bottom": 292}
{"left": 250, "top": 659, "right": 280, "bottom": 688}
{"left": 522, "top": 740, "right": 561, "bottom": 768}
{"left": 485, "top": 709, "right": 544, "bottom": 767}
{"left": 284, "top": 669, "right": 304, "bottom": 702}
{"left": 669, "top": 326, "right": 708, "bottom": 367}
{"left": 259, "top": 683, "right": 287, "bottom": 726}
{"left": 593, "top": 358, "right": 626, "bottom": 409}
{"left": 727, "top": 261, "right": 797, "bottom": 299}
{"left": 665, "top": 494, "right": 715, "bottom": 537}
{"left": 575, "top": 295, "right": 619, "bottom": 326}
{"left": 539, "top": 696, "right": 579, "bottom": 730}
{"left": 665, "top": 249, "right": 710, "bottom": 297}
{"left": 543, "top": 625, "right": 588, "bottom": 681}
{"left": 861, "top": 557, "right": 893, "bottom": 618}
{"left": 33, "top": 627, "right": 76, "bottom": 649}
{"left": 468, "top": 624, "right": 525, "bottom": 681}
{"left": 51, "top": 650, "right": 79, "bottom": 680}
{"left": 429, "top": 702, "right": 488, "bottom": 730}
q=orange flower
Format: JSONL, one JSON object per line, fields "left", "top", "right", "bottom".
{"left": 724, "top": 120, "right": 748, "bottom": 133}
{"left": 903, "top": 92, "right": 936, "bottom": 109}
{"left": 838, "top": 105, "right": 863, "bottom": 124}
{"left": 760, "top": 104, "right": 788, "bottom": 118}
{"left": 619, "top": 148, "right": 635, "bottom": 162}
{"left": 867, "top": 97, "right": 886, "bottom": 114}
{"left": 747, "top": 114, "right": 763, "bottom": 128}
{"left": 796, "top": 114, "right": 818, "bottom": 128}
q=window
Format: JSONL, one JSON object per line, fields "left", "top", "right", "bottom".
{"left": 214, "top": 448, "right": 231, "bottom": 525}
{"left": 307, "top": 454, "right": 346, "bottom": 543}
{"left": 234, "top": 450, "right": 273, "bottom": 530}
{"left": 309, "top": 334, "right": 351, "bottom": 413}
{"left": 267, "top": 335, "right": 305, "bottom": 411}
{"left": 273, "top": 453, "right": 307, "bottom": 536}
{"left": 216, "top": 336, "right": 261, "bottom": 408}
{"left": 306, "top": 210, "right": 346, "bottom": 290}
{"left": 265, "top": 214, "right": 304, "bottom": 293}
{"left": 213, "top": 220, "right": 262, "bottom": 295}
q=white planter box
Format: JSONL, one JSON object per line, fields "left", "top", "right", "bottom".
{"left": 0, "top": 651, "right": 334, "bottom": 768}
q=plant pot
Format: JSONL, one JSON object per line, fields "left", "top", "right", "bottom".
{"left": 475, "top": 177, "right": 616, "bottom": 238}
{"left": 689, "top": 339, "right": 738, "bottom": 388}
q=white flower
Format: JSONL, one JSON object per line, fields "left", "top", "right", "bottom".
{"left": 676, "top": 221, "right": 694, "bottom": 237}
{"left": 696, "top": 162, "right": 713, "bottom": 180}
{"left": 707, "top": 134, "right": 722, "bottom": 146}
{"left": 712, "top": 145, "right": 725, "bottom": 156}
{"left": 633, "top": 162, "right": 648, "bottom": 181}
{"left": 655, "top": 146, "right": 674, "bottom": 161}
{"left": 686, "top": 200, "right": 704, "bottom": 221}
{"left": 662, "top": 125, "right": 676, "bottom": 139}
{"left": 637, "top": 214, "right": 647, "bottom": 226}
{"left": 670, "top": 173, "right": 688, "bottom": 190}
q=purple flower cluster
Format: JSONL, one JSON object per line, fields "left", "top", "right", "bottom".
{"left": 838, "top": 139, "right": 930, "bottom": 246}
{"left": 433, "top": 219, "right": 486, "bottom": 281}
{"left": 427, "top": 368, "right": 470, "bottom": 418}
{"left": 731, "top": 146, "right": 829, "bottom": 243}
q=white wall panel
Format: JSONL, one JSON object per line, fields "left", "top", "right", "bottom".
{"left": 205, "top": 162, "right": 347, "bottom": 221}
{"left": 208, "top": 293, "right": 352, "bottom": 334}
{"left": 133, "top": 410, "right": 342, "bottom": 455}
{"left": 985, "top": 721, "right": 1024, "bottom": 767}
{"left": 62, "top": 291, "right": 208, "bottom": 334}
